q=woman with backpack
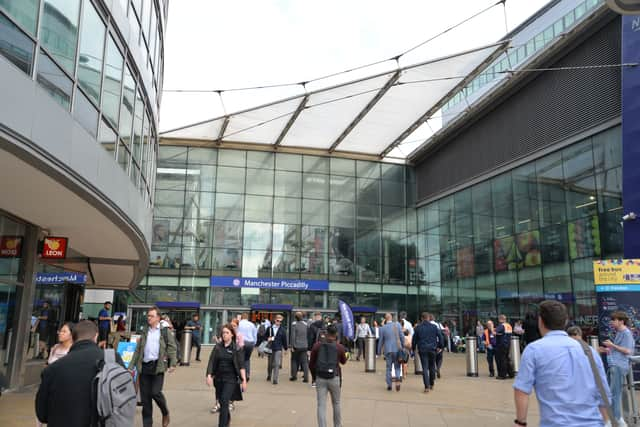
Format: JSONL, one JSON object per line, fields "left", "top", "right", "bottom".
{"left": 206, "top": 324, "right": 247, "bottom": 427}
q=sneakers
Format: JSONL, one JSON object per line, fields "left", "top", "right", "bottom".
{"left": 617, "top": 418, "right": 628, "bottom": 427}
{"left": 311, "top": 382, "right": 316, "bottom": 388}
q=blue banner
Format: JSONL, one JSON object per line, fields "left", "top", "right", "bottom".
{"left": 210, "top": 276, "right": 329, "bottom": 291}
{"left": 623, "top": 16, "right": 640, "bottom": 258}
{"left": 117, "top": 342, "right": 137, "bottom": 369}
{"left": 338, "top": 299, "right": 355, "bottom": 341}
{"left": 35, "top": 272, "right": 87, "bottom": 284}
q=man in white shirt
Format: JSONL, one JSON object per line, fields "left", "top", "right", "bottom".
{"left": 238, "top": 313, "right": 258, "bottom": 381}
{"left": 355, "top": 317, "right": 372, "bottom": 361}
{"left": 400, "top": 311, "right": 414, "bottom": 338}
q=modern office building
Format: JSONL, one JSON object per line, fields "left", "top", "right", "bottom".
{"left": 0, "top": 0, "right": 166, "bottom": 390}
{"left": 121, "top": 0, "right": 623, "bottom": 341}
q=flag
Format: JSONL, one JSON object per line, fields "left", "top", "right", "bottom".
{"left": 338, "top": 299, "right": 355, "bottom": 340}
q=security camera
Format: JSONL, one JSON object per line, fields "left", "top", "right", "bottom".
{"left": 622, "top": 212, "right": 637, "bottom": 222}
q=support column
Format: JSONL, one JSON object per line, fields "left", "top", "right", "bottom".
{"left": 8, "top": 224, "right": 39, "bottom": 389}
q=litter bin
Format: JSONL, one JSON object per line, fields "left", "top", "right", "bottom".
{"left": 510, "top": 335, "right": 521, "bottom": 374}
{"left": 364, "top": 336, "right": 376, "bottom": 372}
{"left": 180, "top": 329, "right": 193, "bottom": 366}
{"left": 414, "top": 348, "right": 423, "bottom": 375}
{"left": 466, "top": 336, "right": 478, "bottom": 377}
{"left": 588, "top": 335, "right": 599, "bottom": 351}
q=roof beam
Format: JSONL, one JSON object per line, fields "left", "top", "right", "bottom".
{"left": 273, "top": 95, "right": 309, "bottom": 148}
{"left": 215, "top": 116, "right": 230, "bottom": 145}
{"left": 328, "top": 70, "right": 401, "bottom": 153}
{"left": 378, "top": 42, "right": 509, "bottom": 158}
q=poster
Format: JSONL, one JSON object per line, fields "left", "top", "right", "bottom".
{"left": 456, "top": 246, "right": 475, "bottom": 278}
{"left": 568, "top": 216, "right": 601, "bottom": 259}
{"left": 117, "top": 341, "right": 137, "bottom": 369}
{"left": 493, "top": 231, "right": 540, "bottom": 271}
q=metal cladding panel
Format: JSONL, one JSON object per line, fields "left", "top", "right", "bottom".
{"left": 415, "top": 18, "right": 621, "bottom": 204}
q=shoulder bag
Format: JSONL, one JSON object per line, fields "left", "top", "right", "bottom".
{"left": 578, "top": 339, "right": 617, "bottom": 427}
{"left": 394, "top": 323, "right": 409, "bottom": 364}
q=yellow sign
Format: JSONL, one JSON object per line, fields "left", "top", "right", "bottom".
{"left": 593, "top": 259, "right": 640, "bottom": 285}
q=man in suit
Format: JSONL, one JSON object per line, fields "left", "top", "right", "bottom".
{"left": 36, "top": 320, "right": 125, "bottom": 427}
{"left": 129, "top": 306, "right": 178, "bottom": 427}
{"left": 266, "top": 314, "right": 288, "bottom": 385}
{"left": 377, "top": 313, "right": 405, "bottom": 391}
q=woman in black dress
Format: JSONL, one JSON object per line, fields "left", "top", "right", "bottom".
{"left": 206, "top": 324, "right": 247, "bottom": 427}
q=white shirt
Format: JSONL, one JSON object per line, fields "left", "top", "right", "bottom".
{"left": 356, "top": 323, "right": 372, "bottom": 338}
{"left": 402, "top": 319, "right": 414, "bottom": 337}
{"left": 143, "top": 325, "right": 161, "bottom": 362}
{"left": 238, "top": 319, "right": 258, "bottom": 344}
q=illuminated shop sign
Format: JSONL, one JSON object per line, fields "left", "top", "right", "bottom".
{"left": 0, "top": 236, "right": 22, "bottom": 257}
{"left": 211, "top": 276, "right": 329, "bottom": 291}
{"left": 40, "top": 237, "right": 68, "bottom": 259}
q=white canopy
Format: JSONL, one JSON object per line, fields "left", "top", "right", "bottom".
{"left": 161, "top": 41, "right": 508, "bottom": 159}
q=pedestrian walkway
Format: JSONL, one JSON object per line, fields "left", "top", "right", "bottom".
{"left": 0, "top": 350, "right": 538, "bottom": 426}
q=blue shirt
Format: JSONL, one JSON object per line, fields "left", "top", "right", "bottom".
{"left": 98, "top": 309, "right": 110, "bottom": 331}
{"left": 238, "top": 319, "right": 257, "bottom": 344}
{"left": 513, "top": 330, "right": 610, "bottom": 427}
{"left": 607, "top": 327, "right": 634, "bottom": 373}
{"left": 186, "top": 320, "right": 201, "bottom": 339}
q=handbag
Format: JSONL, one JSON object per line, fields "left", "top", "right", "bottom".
{"left": 258, "top": 340, "right": 272, "bottom": 354}
{"left": 393, "top": 324, "right": 409, "bottom": 364}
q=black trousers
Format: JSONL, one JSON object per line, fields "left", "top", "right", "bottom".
{"left": 356, "top": 337, "right": 365, "bottom": 360}
{"left": 215, "top": 380, "right": 236, "bottom": 427}
{"left": 243, "top": 343, "right": 254, "bottom": 379}
{"left": 495, "top": 346, "right": 513, "bottom": 378}
{"left": 419, "top": 351, "right": 437, "bottom": 388}
{"left": 191, "top": 336, "right": 202, "bottom": 360}
{"left": 290, "top": 349, "right": 309, "bottom": 380}
{"left": 140, "top": 368, "right": 169, "bottom": 427}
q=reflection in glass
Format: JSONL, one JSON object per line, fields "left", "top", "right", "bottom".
{"left": 303, "top": 156, "right": 329, "bottom": 174}
{"left": 213, "top": 221, "right": 242, "bottom": 248}
{"left": 214, "top": 193, "right": 244, "bottom": 221}
{"left": 98, "top": 119, "right": 117, "bottom": 156}
{"left": 273, "top": 197, "right": 301, "bottom": 224}
{"left": 244, "top": 195, "right": 273, "bottom": 223}
{"left": 273, "top": 224, "right": 300, "bottom": 252}
{"left": 330, "top": 175, "right": 355, "bottom": 202}
{"left": 77, "top": 1, "right": 104, "bottom": 105}
{"left": 243, "top": 222, "right": 272, "bottom": 251}
{"left": 73, "top": 90, "right": 98, "bottom": 137}
{"left": 102, "top": 36, "right": 123, "bottom": 128}
{"left": 218, "top": 149, "right": 246, "bottom": 167}
{"left": 216, "top": 166, "right": 245, "bottom": 194}
{"left": 119, "top": 66, "right": 135, "bottom": 145}
{"left": 331, "top": 157, "right": 355, "bottom": 176}
{"left": 275, "top": 153, "right": 302, "bottom": 171}
{"left": 274, "top": 171, "right": 301, "bottom": 197}
{"left": 0, "top": 11, "right": 35, "bottom": 74}
{"left": 188, "top": 147, "right": 217, "bottom": 165}
{"left": 357, "top": 178, "right": 380, "bottom": 205}
{"left": 132, "top": 90, "right": 144, "bottom": 164}
{"left": 242, "top": 250, "right": 271, "bottom": 278}
{"left": 302, "top": 199, "right": 328, "bottom": 226}
{"left": 36, "top": 50, "right": 72, "bottom": 110}
{"left": 245, "top": 169, "right": 274, "bottom": 196}
{"left": 303, "top": 173, "right": 329, "bottom": 199}
{"left": 40, "top": 0, "right": 80, "bottom": 73}
{"left": 0, "top": 0, "right": 40, "bottom": 36}
{"left": 246, "top": 151, "right": 274, "bottom": 169}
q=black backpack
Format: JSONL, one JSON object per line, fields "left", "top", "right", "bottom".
{"left": 316, "top": 342, "right": 338, "bottom": 379}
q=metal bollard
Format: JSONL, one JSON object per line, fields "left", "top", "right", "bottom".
{"left": 364, "top": 336, "right": 376, "bottom": 372}
{"left": 510, "top": 336, "right": 521, "bottom": 374}
{"left": 414, "top": 348, "right": 423, "bottom": 374}
{"left": 466, "top": 336, "right": 478, "bottom": 377}
{"left": 180, "top": 329, "right": 193, "bottom": 366}
{"left": 33, "top": 332, "right": 40, "bottom": 358}
{"left": 588, "top": 335, "right": 599, "bottom": 351}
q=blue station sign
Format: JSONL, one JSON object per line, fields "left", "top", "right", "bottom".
{"left": 35, "top": 272, "right": 87, "bottom": 284}
{"left": 210, "top": 276, "right": 329, "bottom": 291}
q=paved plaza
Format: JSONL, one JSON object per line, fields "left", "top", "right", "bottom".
{"left": 0, "top": 350, "right": 540, "bottom": 427}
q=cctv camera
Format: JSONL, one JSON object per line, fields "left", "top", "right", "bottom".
{"left": 622, "top": 212, "right": 637, "bottom": 221}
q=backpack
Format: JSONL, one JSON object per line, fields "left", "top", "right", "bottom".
{"left": 95, "top": 349, "right": 137, "bottom": 427}
{"left": 316, "top": 342, "right": 338, "bottom": 379}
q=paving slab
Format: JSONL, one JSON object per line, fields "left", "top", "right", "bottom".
{"left": 0, "top": 349, "right": 540, "bottom": 426}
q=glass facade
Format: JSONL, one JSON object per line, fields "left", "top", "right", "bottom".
{"left": 0, "top": 0, "right": 165, "bottom": 203}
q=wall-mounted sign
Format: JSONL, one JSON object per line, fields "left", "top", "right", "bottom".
{"left": 593, "top": 259, "right": 640, "bottom": 286}
{"left": 40, "top": 237, "right": 68, "bottom": 259}
{"left": 0, "top": 236, "right": 22, "bottom": 258}
{"left": 211, "top": 276, "right": 329, "bottom": 291}
{"left": 35, "top": 272, "right": 87, "bottom": 284}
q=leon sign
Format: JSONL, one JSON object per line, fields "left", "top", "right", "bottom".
{"left": 41, "top": 237, "right": 68, "bottom": 259}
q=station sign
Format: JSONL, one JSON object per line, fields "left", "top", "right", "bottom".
{"left": 40, "top": 237, "right": 68, "bottom": 259}
{"left": 211, "top": 276, "right": 329, "bottom": 291}
{"left": 0, "top": 236, "right": 22, "bottom": 257}
{"left": 35, "top": 272, "right": 87, "bottom": 284}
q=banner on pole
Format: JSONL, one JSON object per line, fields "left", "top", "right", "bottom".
{"left": 338, "top": 299, "right": 354, "bottom": 341}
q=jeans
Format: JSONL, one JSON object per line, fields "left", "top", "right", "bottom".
{"left": 316, "top": 376, "right": 341, "bottom": 427}
{"left": 243, "top": 342, "right": 254, "bottom": 379}
{"left": 268, "top": 350, "right": 282, "bottom": 382}
{"left": 356, "top": 338, "right": 366, "bottom": 360}
{"left": 214, "top": 379, "right": 236, "bottom": 427}
{"left": 419, "top": 350, "right": 437, "bottom": 389}
{"left": 290, "top": 349, "right": 309, "bottom": 380}
{"left": 140, "top": 371, "right": 169, "bottom": 427}
{"left": 191, "top": 336, "right": 201, "bottom": 361}
{"left": 609, "top": 365, "right": 626, "bottom": 420}
{"left": 384, "top": 352, "right": 402, "bottom": 386}
{"left": 486, "top": 347, "right": 495, "bottom": 375}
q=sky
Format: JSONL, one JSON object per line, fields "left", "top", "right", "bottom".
{"left": 159, "top": 0, "right": 551, "bottom": 154}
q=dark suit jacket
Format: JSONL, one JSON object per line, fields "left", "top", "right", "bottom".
{"left": 35, "top": 340, "right": 103, "bottom": 427}
{"left": 267, "top": 324, "right": 288, "bottom": 351}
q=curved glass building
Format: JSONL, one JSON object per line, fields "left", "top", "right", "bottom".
{"left": 0, "top": 0, "right": 166, "bottom": 389}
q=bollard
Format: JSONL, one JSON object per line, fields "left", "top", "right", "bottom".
{"left": 364, "top": 336, "right": 376, "bottom": 372}
{"left": 4, "top": 330, "right": 11, "bottom": 365}
{"left": 180, "top": 329, "right": 193, "bottom": 366}
{"left": 510, "top": 335, "right": 521, "bottom": 374}
{"left": 414, "top": 348, "right": 423, "bottom": 375}
{"left": 588, "top": 335, "right": 599, "bottom": 351}
{"left": 33, "top": 332, "right": 40, "bottom": 358}
{"left": 466, "top": 336, "right": 478, "bottom": 377}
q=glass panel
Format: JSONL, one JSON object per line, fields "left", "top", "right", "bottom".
{"left": 491, "top": 173, "right": 513, "bottom": 238}
{"left": 188, "top": 147, "right": 217, "bottom": 165}
{"left": 0, "top": 215, "right": 25, "bottom": 282}
{"left": 357, "top": 203, "right": 380, "bottom": 231}
{"left": 244, "top": 195, "right": 273, "bottom": 222}
{"left": 132, "top": 89, "right": 144, "bottom": 164}
{"left": 357, "top": 161, "right": 380, "bottom": 179}
{"left": 563, "top": 139, "right": 594, "bottom": 182}
{"left": 40, "top": 0, "right": 80, "bottom": 73}
{"left": 331, "top": 157, "right": 355, "bottom": 176}
{"left": 141, "top": 0, "right": 151, "bottom": 41}
{"left": 275, "top": 152, "right": 302, "bottom": 171}
{"left": 330, "top": 201, "right": 355, "bottom": 228}
{"left": 185, "top": 164, "right": 215, "bottom": 192}
{"left": 274, "top": 170, "right": 301, "bottom": 197}
{"left": 212, "top": 248, "right": 241, "bottom": 273}
{"left": 593, "top": 126, "right": 622, "bottom": 173}
{"left": 77, "top": 0, "right": 104, "bottom": 105}
{"left": 73, "top": 89, "right": 98, "bottom": 137}
{"left": 303, "top": 155, "right": 329, "bottom": 174}
{"left": 243, "top": 223, "right": 272, "bottom": 251}
{"left": 512, "top": 164, "right": 539, "bottom": 233}
{"left": 245, "top": 168, "right": 274, "bottom": 196}
{"left": 154, "top": 190, "right": 184, "bottom": 218}
{"left": 119, "top": 66, "right": 135, "bottom": 145}
{"left": 0, "top": 0, "right": 39, "bottom": 36}
{"left": 536, "top": 151, "right": 566, "bottom": 226}
{"left": 330, "top": 175, "right": 355, "bottom": 202}
{"left": 151, "top": 217, "right": 183, "bottom": 248}
{"left": 102, "top": 36, "right": 123, "bottom": 128}
{"left": 98, "top": 119, "right": 117, "bottom": 155}
{"left": 158, "top": 146, "right": 187, "bottom": 166}
{"left": 184, "top": 191, "right": 214, "bottom": 220}
{"left": 0, "top": 11, "right": 34, "bottom": 74}
{"left": 273, "top": 224, "right": 300, "bottom": 252}
{"left": 116, "top": 140, "right": 130, "bottom": 175}
{"left": 273, "top": 197, "right": 301, "bottom": 224}
{"left": 302, "top": 199, "right": 328, "bottom": 226}
{"left": 246, "top": 151, "right": 273, "bottom": 169}
{"left": 0, "top": 282, "right": 17, "bottom": 389}
{"left": 381, "top": 180, "right": 404, "bottom": 206}
{"left": 141, "top": 114, "right": 150, "bottom": 181}
{"left": 218, "top": 149, "right": 246, "bottom": 167}
{"left": 214, "top": 193, "right": 244, "bottom": 221}
{"left": 216, "top": 166, "right": 245, "bottom": 193}
{"left": 303, "top": 173, "right": 328, "bottom": 199}
{"left": 213, "top": 221, "right": 243, "bottom": 248}
{"left": 358, "top": 178, "right": 380, "bottom": 205}
{"left": 36, "top": 50, "right": 72, "bottom": 110}
{"left": 272, "top": 251, "right": 300, "bottom": 276}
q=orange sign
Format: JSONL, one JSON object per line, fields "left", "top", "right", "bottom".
{"left": 41, "top": 237, "right": 68, "bottom": 259}
{"left": 0, "top": 236, "right": 22, "bottom": 258}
